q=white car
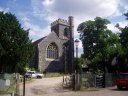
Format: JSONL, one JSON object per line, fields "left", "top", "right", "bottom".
{"left": 25, "top": 71, "right": 44, "bottom": 79}
{"left": 36, "top": 72, "right": 44, "bottom": 78}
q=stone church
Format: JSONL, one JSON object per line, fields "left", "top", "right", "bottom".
{"left": 30, "top": 16, "right": 74, "bottom": 73}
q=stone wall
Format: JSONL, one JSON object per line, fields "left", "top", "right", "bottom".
{"left": 38, "top": 32, "right": 68, "bottom": 72}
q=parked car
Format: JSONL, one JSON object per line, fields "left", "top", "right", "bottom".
{"left": 116, "top": 73, "right": 128, "bottom": 89}
{"left": 36, "top": 72, "right": 44, "bottom": 78}
{"left": 25, "top": 71, "right": 44, "bottom": 79}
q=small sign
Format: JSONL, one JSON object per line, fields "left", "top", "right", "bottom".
{"left": 5, "top": 79, "right": 10, "bottom": 86}
{"left": 0, "top": 79, "right": 5, "bottom": 88}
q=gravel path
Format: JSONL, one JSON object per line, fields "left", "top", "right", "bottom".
{"left": 19, "top": 76, "right": 128, "bottom": 96}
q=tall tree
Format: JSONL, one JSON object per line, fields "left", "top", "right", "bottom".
{"left": 115, "top": 12, "right": 128, "bottom": 72}
{"left": 77, "top": 17, "right": 110, "bottom": 60}
{"left": 0, "top": 12, "right": 34, "bottom": 73}
{"left": 77, "top": 17, "right": 120, "bottom": 73}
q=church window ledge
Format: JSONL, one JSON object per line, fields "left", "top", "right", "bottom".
{"left": 45, "top": 58, "right": 59, "bottom": 61}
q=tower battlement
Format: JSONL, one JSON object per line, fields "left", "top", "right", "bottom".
{"left": 50, "top": 16, "right": 74, "bottom": 40}
{"left": 51, "top": 18, "right": 69, "bottom": 27}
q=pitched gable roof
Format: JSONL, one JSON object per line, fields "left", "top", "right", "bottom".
{"left": 33, "top": 36, "right": 46, "bottom": 45}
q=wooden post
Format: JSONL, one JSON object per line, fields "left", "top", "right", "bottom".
{"left": 23, "top": 75, "right": 25, "bottom": 96}
{"left": 16, "top": 73, "right": 19, "bottom": 96}
{"left": 75, "top": 71, "right": 77, "bottom": 91}
{"left": 77, "top": 73, "right": 80, "bottom": 90}
{"left": 72, "top": 72, "right": 76, "bottom": 91}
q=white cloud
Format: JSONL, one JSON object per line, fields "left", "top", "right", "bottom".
{"left": 0, "top": 7, "right": 10, "bottom": 13}
{"left": 21, "top": 17, "right": 50, "bottom": 41}
{"left": 21, "top": 17, "right": 30, "bottom": 22}
{"left": 109, "top": 9, "right": 122, "bottom": 18}
{"left": 107, "top": 23, "right": 119, "bottom": 33}
{"left": 31, "top": 0, "right": 120, "bottom": 22}
{"left": 117, "top": 21, "right": 128, "bottom": 29}
{"left": 13, "top": 0, "right": 17, "bottom": 2}
{"left": 107, "top": 20, "right": 128, "bottom": 34}
{"left": 42, "top": 0, "right": 54, "bottom": 6}
{"left": 120, "top": 0, "right": 128, "bottom": 9}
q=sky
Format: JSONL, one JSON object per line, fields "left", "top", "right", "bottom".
{"left": 0, "top": 0, "right": 128, "bottom": 56}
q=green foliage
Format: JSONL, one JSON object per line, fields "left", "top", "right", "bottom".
{"left": 74, "top": 58, "right": 82, "bottom": 73}
{"left": 115, "top": 11, "right": 128, "bottom": 71}
{"left": 120, "top": 26, "right": 128, "bottom": 58}
{"left": 0, "top": 12, "right": 34, "bottom": 73}
{"left": 124, "top": 11, "right": 128, "bottom": 20}
{"left": 77, "top": 17, "right": 110, "bottom": 60}
{"left": 77, "top": 17, "right": 120, "bottom": 73}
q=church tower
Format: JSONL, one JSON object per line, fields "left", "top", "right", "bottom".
{"left": 51, "top": 16, "right": 74, "bottom": 40}
{"left": 51, "top": 16, "right": 74, "bottom": 73}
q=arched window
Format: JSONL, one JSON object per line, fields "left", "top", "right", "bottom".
{"left": 47, "top": 43, "right": 58, "bottom": 59}
{"left": 64, "top": 28, "right": 69, "bottom": 37}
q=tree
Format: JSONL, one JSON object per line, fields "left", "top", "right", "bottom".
{"left": 77, "top": 17, "right": 110, "bottom": 60}
{"left": 115, "top": 12, "right": 128, "bottom": 72}
{"left": 0, "top": 12, "right": 34, "bottom": 73}
{"left": 77, "top": 17, "right": 120, "bottom": 73}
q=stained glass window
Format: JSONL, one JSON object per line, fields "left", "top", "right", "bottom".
{"left": 47, "top": 43, "right": 58, "bottom": 59}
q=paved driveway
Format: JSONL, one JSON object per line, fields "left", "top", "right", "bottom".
{"left": 19, "top": 77, "right": 128, "bottom": 96}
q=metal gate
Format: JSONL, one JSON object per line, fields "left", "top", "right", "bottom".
{"left": 95, "top": 75, "right": 103, "bottom": 87}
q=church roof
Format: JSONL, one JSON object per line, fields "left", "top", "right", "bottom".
{"left": 33, "top": 36, "right": 46, "bottom": 45}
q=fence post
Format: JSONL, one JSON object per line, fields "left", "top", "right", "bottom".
{"left": 72, "top": 71, "right": 77, "bottom": 91}
{"left": 94, "top": 74, "right": 96, "bottom": 87}
{"left": 77, "top": 73, "right": 81, "bottom": 90}
{"left": 11, "top": 91, "right": 14, "bottom": 96}
{"left": 15, "top": 73, "right": 19, "bottom": 96}
{"left": 72, "top": 73, "right": 75, "bottom": 90}
{"left": 23, "top": 75, "right": 26, "bottom": 96}
{"left": 76, "top": 73, "right": 78, "bottom": 90}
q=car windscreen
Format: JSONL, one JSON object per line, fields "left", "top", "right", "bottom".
{"left": 119, "top": 74, "right": 128, "bottom": 79}
{"left": 27, "top": 72, "right": 35, "bottom": 74}
{"left": 27, "top": 72, "right": 32, "bottom": 74}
